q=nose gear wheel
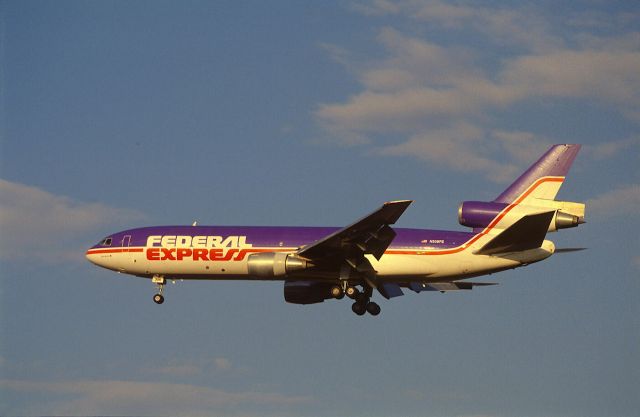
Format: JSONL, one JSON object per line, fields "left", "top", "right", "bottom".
{"left": 152, "top": 275, "right": 166, "bottom": 305}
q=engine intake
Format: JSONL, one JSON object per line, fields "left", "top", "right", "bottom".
{"left": 247, "top": 252, "right": 311, "bottom": 278}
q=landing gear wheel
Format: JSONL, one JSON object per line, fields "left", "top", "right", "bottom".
{"left": 366, "top": 301, "right": 381, "bottom": 316}
{"left": 152, "top": 275, "right": 166, "bottom": 304}
{"left": 351, "top": 302, "right": 366, "bottom": 316}
{"left": 330, "top": 285, "right": 344, "bottom": 299}
{"left": 345, "top": 286, "right": 359, "bottom": 299}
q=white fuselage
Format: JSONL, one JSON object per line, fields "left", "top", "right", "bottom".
{"left": 86, "top": 238, "right": 555, "bottom": 282}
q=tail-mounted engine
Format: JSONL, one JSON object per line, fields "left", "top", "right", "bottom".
{"left": 458, "top": 200, "right": 585, "bottom": 232}
{"left": 247, "top": 252, "right": 311, "bottom": 279}
{"left": 458, "top": 201, "right": 508, "bottom": 229}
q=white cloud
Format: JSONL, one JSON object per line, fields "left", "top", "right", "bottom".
{"left": 587, "top": 184, "right": 640, "bottom": 217}
{"left": 365, "top": 28, "right": 478, "bottom": 90}
{"left": 350, "top": 0, "right": 401, "bottom": 17}
{"left": 586, "top": 137, "right": 640, "bottom": 160}
{"left": 374, "top": 123, "right": 529, "bottom": 183}
{"left": 354, "top": 0, "right": 562, "bottom": 51}
{"left": 317, "top": 30, "right": 640, "bottom": 134}
{"left": 491, "top": 130, "right": 553, "bottom": 165}
{"left": 214, "top": 357, "right": 233, "bottom": 371}
{"left": 318, "top": 42, "right": 354, "bottom": 70}
{"left": 154, "top": 363, "right": 203, "bottom": 377}
{"left": 0, "top": 379, "right": 312, "bottom": 417}
{"left": 315, "top": 3, "right": 640, "bottom": 180}
{"left": 501, "top": 50, "right": 640, "bottom": 108}
{"left": 148, "top": 356, "right": 234, "bottom": 377}
{"left": 0, "top": 179, "right": 144, "bottom": 262}
{"left": 318, "top": 87, "right": 481, "bottom": 133}
{"left": 569, "top": 11, "right": 640, "bottom": 33}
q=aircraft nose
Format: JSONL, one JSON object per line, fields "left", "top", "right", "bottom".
{"left": 85, "top": 249, "right": 95, "bottom": 263}
{"left": 85, "top": 248, "right": 102, "bottom": 266}
{"left": 85, "top": 246, "right": 120, "bottom": 271}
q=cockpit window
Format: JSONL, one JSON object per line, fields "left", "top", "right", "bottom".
{"left": 100, "top": 237, "right": 112, "bottom": 246}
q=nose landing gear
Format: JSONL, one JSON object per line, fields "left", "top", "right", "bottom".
{"left": 152, "top": 275, "right": 165, "bottom": 305}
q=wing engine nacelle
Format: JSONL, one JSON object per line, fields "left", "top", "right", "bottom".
{"left": 458, "top": 200, "right": 585, "bottom": 232}
{"left": 283, "top": 280, "right": 333, "bottom": 304}
{"left": 247, "top": 252, "right": 311, "bottom": 278}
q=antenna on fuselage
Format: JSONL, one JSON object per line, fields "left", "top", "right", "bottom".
{"left": 192, "top": 221, "right": 198, "bottom": 226}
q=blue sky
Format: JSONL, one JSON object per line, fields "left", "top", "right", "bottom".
{"left": 1, "top": 1, "right": 639, "bottom": 416}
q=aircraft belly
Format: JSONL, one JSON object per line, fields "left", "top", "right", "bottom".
{"left": 369, "top": 254, "right": 433, "bottom": 277}
{"left": 109, "top": 248, "right": 527, "bottom": 282}
{"left": 371, "top": 252, "right": 523, "bottom": 280}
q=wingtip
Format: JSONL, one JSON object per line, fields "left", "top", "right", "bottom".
{"left": 385, "top": 199, "right": 413, "bottom": 205}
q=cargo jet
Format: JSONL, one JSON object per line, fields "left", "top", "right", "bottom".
{"left": 87, "top": 144, "right": 585, "bottom": 316}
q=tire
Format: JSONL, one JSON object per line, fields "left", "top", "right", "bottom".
{"left": 153, "top": 294, "right": 165, "bottom": 304}
{"left": 330, "top": 286, "right": 344, "bottom": 299}
{"left": 345, "top": 286, "right": 359, "bottom": 299}
{"left": 351, "top": 302, "right": 366, "bottom": 316}
{"left": 366, "top": 302, "right": 381, "bottom": 316}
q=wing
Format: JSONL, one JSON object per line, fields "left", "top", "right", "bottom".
{"left": 297, "top": 200, "right": 412, "bottom": 265}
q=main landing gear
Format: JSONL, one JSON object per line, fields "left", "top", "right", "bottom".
{"left": 152, "top": 275, "right": 165, "bottom": 304}
{"left": 350, "top": 292, "right": 381, "bottom": 317}
{"left": 351, "top": 298, "right": 381, "bottom": 316}
{"left": 330, "top": 282, "right": 381, "bottom": 316}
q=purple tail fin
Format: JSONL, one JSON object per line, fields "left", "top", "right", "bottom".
{"left": 494, "top": 144, "right": 581, "bottom": 204}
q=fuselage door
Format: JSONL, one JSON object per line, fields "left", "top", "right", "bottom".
{"left": 122, "top": 235, "right": 132, "bottom": 251}
{"left": 119, "top": 235, "right": 133, "bottom": 271}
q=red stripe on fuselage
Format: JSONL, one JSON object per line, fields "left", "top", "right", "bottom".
{"left": 86, "top": 248, "right": 144, "bottom": 255}
{"left": 85, "top": 247, "right": 291, "bottom": 260}
{"left": 387, "top": 176, "right": 563, "bottom": 256}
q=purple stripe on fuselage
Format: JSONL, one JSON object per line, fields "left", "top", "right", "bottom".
{"left": 494, "top": 144, "right": 580, "bottom": 204}
{"left": 91, "top": 226, "right": 475, "bottom": 251}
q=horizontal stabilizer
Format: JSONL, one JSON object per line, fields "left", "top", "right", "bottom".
{"left": 408, "top": 281, "right": 497, "bottom": 293}
{"left": 475, "top": 211, "right": 554, "bottom": 255}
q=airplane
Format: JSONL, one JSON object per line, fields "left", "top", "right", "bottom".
{"left": 86, "top": 144, "right": 585, "bottom": 316}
